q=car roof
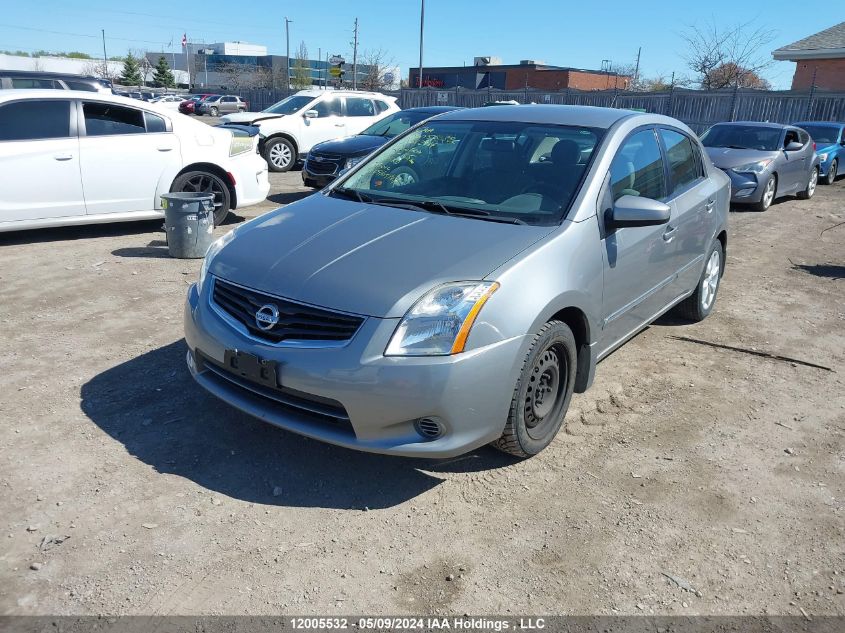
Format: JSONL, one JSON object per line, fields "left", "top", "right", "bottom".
{"left": 713, "top": 121, "right": 789, "bottom": 129}
{"left": 294, "top": 89, "right": 395, "bottom": 98}
{"left": 433, "top": 104, "right": 640, "bottom": 129}
{"left": 0, "top": 70, "right": 104, "bottom": 81}
{"left": 0, "top": 89, "right": 170, "bottom": 109}
{"left": 404, "top": 106, "right": 463, "bottom": 114}
{"left": 793, "top": 120, "right": 844, "bottom": 127}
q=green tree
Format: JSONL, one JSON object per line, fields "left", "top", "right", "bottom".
{"left": 291, "top": 41, "right": 312, "bottom": 90}
{"left": 152, "top": 56, "right": 175, "bottom": 88}
{"left": 120, "top": 51, "right": 143, "bottom": 86}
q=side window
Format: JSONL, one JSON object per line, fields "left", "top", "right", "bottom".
{"left": 145, "top": 112, "right": 167, "bottom": 133}
{"left": 222, "top": 96, "right": 236, "bottom": 103}
{"left": 11, "top": 77, "right": 60, "bottom": 89}
{"left": 346, "top": 97, "right": 375, "bottom": 117}
{"left": 375, "top": 100, "right": 389, "bottom": 113}
{"left": 784, "top": 129, "right": 799, "bottom": 148}
{"left": 798, "top": 130, "right": 810, "bottom": 146}
{"left": 0, "top": 100, "right": 71, "bottom": 141}
{"left": 83, "top": 102, "right": 145, "bottom": 136}
{"left": 609, "top": 129, "right": 666, "bottom": 201}
{"left": 65, "top": 80, "right": 97, "bottom": 92}
{"left": 312, "top": 98, "right": 341, "bottom": 117}
{"left": 659, "top": 129, "right": 702, "bottom": 195}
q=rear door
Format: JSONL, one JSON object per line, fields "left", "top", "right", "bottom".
{"left": 0, "top": 98, "right": 86, "bottom": 222}
{"left": 657, "top": 127, "right": 716, "bottom": 298}
{"left": 220, "top": 96, "right": 238, "bottom": 113}
{"left": 77, "top": 100, "right": 180, "bottom": 214}
{"left": 343, "top": 97, "right": 380, "bottom": 136}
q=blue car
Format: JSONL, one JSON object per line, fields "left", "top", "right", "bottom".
{"left": 794, "top": 121, "right": 845, "bottom": 185}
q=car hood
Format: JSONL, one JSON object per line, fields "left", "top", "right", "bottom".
{"left": 210, "top": 195, "right": 555, "bottom": 318}
{"left": 310, "top": 135, "right": 389, "bottom": 156}
{"left": 816, "top": 142, "right": 839, "bottom": 156}
{"left": 705, "top": 147, "right": 779, "bottom": 169}
{"left": 221, "top": 111, "right": 284, "bottom": 124}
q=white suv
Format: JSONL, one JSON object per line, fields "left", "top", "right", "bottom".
{"left": 220, "top": 89, "right": 400, "bottom": 172}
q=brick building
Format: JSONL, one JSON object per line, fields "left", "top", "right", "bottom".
{"left": 409, "top": 58, "right": 629, "bottom": 91}
{"left": 772, "top": 22, "right": 845, "bottom": 91}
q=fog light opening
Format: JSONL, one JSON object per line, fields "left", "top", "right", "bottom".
{"left": 414, "top": 417, "right": 444, "bottom": 440}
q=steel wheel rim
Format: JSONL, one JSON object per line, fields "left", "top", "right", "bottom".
{"left": 181, "top": 174, "right": 224, "bottom": 210}
{"left": 524, "top": 346, "right": 567, "bottom": 440}
{"left": 762, "top": 178, "right": 775, "bottom": 207}
{"left": 808, "top": 169, "right": 817, "bottom": 196}
{"left": 270, "top": 143, "right": 292, "bottom": 169}
{"left": 701, "top": 248, "right": 720, "bottom": 311}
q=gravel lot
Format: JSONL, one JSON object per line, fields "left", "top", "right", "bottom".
{"left": 0, "top": 162, "right": 843, "bottom": 616}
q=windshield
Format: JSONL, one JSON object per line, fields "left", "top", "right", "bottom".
{"left": 360, "top": 110, "right": 439, "bottom": 138}
{"left": 263, "top": 95, "right": 314, "bottom": 115}
{"left": 797, "top": 124, "right": 839, "bottom": 145}
{"left": 701, "top": 125, "right": 782, "bottom": 151}
{"left": 334, "top": 120, "right": 604, "bottom": 226}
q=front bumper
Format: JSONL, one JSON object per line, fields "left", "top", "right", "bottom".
{"left": 719, "top": 168, "right": 765, "bottom": 203}
{"left": 230, "top": 153, "right": 270, "bottom": 208}
{"left": 184, "top": 281, "right": 524, "bottom": 457}
{"left": 301, "top": 167, "right": 337, "bottom": 188}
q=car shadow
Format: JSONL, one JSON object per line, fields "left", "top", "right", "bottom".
{"left": 267, "top": 191, "right": 314, "bottom": 206}
{"left": 79, "top": 340, "right": 518, "bottom": 510}
{"left": 112, "top": 240, "right": 171, "bottom": 258}
{"left": 0, "top": 220, "right": 164, "bottom": 246}
{"left": 792, "top": 263, "right": 845, "bottom": 280}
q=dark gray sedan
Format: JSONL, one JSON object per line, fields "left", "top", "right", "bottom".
{"left": 702, "top": 122, "right": 819, "bottom": 211}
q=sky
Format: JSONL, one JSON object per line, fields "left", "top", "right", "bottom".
{"left": 0, "top": 1, "right": 836, "bottom": 89}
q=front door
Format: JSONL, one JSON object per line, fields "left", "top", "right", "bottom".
{"left": 780, "top": 128, "right": 807, "bottom": 193}
{"left": 599, "top": 128, "right": 676, "bottom": 357}
{"left": 78, "top": 101, "right": 179, "bottom": 214}
{"left": 0, "top": 99, "right": 86, "bottom": 223}
{"left": 298, "top": 95, "right": 345, "bottom": 153}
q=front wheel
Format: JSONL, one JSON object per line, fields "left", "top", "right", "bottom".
{"left": 822, "top": 160, "right": 837, "bottom": 186}
{"left": 675, "top": 239, "right": 723, "bottom": 322}
{"left": 170, "top": 170, "right": 231, "bottom": 226}
{"left": 264, "top": 137, "right": 295, "bottom": 172}
{"left": 797, "top": 167, "right": 818, "bottom": 199}
{"left": 751, "top": 175, "right": 776, "bottom": 211}
{"left": 209, "top": 106, "right": 219, "bottom": 117}
{"left": 492, "top": 321, "right": 577, "bottom": 458}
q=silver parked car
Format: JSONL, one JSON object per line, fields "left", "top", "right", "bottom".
{"left": 701, "top": 122, "right": 820, "bottom": 211}
{"left": 199, "top": 95, "right": 248, "bottom": 116}
{"left": 184, "top": 105, "right": 729, "bottom": 458}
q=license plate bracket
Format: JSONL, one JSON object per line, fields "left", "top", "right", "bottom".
{"left": 223, "top": 349, "right": 278, "bottom": 388}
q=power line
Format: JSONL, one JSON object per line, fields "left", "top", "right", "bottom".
{"left": 0, "top": 23, "right": 167, "bottom": 45}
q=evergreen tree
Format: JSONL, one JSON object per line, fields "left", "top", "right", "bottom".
{"left": 120, "top": 51, "right": 143, "bottom": 86}
{"left": 153, "top": 56, "right": 175, "bottom": 88}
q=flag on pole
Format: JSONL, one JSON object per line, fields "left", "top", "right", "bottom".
{"left": 181, "top": 33, "right": 187, "bottom": 48}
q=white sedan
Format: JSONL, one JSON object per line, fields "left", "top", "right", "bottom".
{"left": 149, "top": 94, "right": 187, "bottom": 110}
{"left": 0, "top": 90, "right": 270, "bottom": 232}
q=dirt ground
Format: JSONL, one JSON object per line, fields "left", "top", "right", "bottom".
{"left": 0, "top": 167, "right": 843, "bottom": 617}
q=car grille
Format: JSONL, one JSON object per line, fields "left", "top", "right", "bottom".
{"left": 212, "top": 277, "right": 364, "bottom": 344}
{"left": 305, "top": 153, "right": 344, "bottom": 175}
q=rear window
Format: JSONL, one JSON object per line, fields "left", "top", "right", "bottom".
{"left": 0, "top": 100, "right": 71, "bottom": 141}
{"left": 796, "top": 124, "right": 839, "bottom": 144}
{"left": 65, "top": 80, "right": 98, "bottom": 92}
{"left": 11, "top": 77, "right": 60, "bottom": 89}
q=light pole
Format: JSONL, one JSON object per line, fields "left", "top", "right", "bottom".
{"left": 418, "top": 0, "right": 425, "bottom": 88}
{"left": 285, "top": 17, "right": 292, "bottom": 93}
{"left": 101, "top": 29, "right": 108, "bottom": 81}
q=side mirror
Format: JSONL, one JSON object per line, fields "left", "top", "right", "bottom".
{"left": 785, "top": 141, "right": 804, "bottom": 152}
{"left": 610, "top": 195, "right": 671, "bottom": 227}
{"left": 304, "top": 110, "right": 318, "bottom": 119}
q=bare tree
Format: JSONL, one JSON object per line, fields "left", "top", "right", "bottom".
{"left": 291, "top": 41, "right": 312, "bottom": 90}
{"left": 358, "top": 48, "right": 397, "bottom": 92}
{"left": 681, "top": 20, "right": 775, "bottom": 90}
{"left": 81, "top": 59, "right": 115, "bottom": 83}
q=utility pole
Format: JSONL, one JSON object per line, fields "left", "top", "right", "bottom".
{"left": 101, "top": 29, "right": 108, "bottom": 80}
{"left": 352, "top": 18, "right": 359, "bottom": 90}
{"left": 633, "top": 46, "right": 641, "bottom": 90}
{"left": 418, "top": 0, "right": 425, "bottom": 88}
{"left": 284, "top": 17, "right": 292, "bottom": 93}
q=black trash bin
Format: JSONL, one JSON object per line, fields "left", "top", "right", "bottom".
{"left": 161, "top": 192, "right": 215, "bottom": 259}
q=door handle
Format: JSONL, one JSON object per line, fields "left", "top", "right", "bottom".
{"left": 334, "top": 123, "right": 345, "bottom": 127}
{"left": 662, "top": 225, "right": 678, "bottom": 242}
{"left": 157, "top": 147, "right": 174, "bottom": 152}
{"left": 705, "top": 199, "right": 715, "bottom": 213}
{"left": 53, "top": 154, "right": 73, "bottom": 161}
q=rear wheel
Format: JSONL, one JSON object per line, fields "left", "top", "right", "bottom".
{"left": 264, "top": 137, "right": 295, "bottom": 172}
{"left": 822, "top": 159, "right": 837, "bottom": 185}
{"left": 492, "top": 321, "right": 577, "bottom": 458}
{"left": 797, "top": 167, "right": 818, "bottom": 199}
{"left": 751, "top": 175, "right": 776, "bottom": 211}
{"left": 170, "top": 170, "right": 231, "bottom": 226}
{"left": 675, "top": 239, "right": 723, "bottom": 322}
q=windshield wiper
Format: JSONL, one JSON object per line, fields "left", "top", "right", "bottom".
{"left": 370, "top": 198, "right": 527, "bottom": 225}
{"left": 328, "top": 187, "right": 372, "bottom": 203}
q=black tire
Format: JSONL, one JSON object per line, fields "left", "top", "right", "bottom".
{"left": 303, "top": 178, "right": 319, "bottom": 189}
{"left": 797, "top": 167, "right": 818, "bottom": 200}
{"left": 492, "top": 321, "right": 577, "bottom": 458}
{"left": 263, "top": 137, "right": 295, "bottom": 172}
{"left": 750, "top": 175, "right": 776, "bottom": 212}
{"left": 675, "top": 239, "right": 723, "bottom": 322}
{"left": 822, "top": 159, "right": 837, "bottom": 185}
{"left": 209, "top": 106, "right": 219, "bottom": 117}
{"left": 170, "top": 170, "right": 231, "bottom": 226}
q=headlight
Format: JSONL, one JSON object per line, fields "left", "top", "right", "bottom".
{"left": 731, "top": 159, "right": 772, "bottom": 174}
{"left": 198, "top": 229, "right": 236, "bottom": 292}
{"left": 229, "top": 130, "right": 254, "bottom": 156}
{"left": 385, "top": 282, "right": 499, "bottom": 356}
{"left": 817, "top": 152, "right": 829, "bottom": 162}
{"left": 345, "top": 156, "right": 365, "bottom": 170}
